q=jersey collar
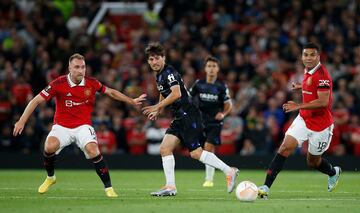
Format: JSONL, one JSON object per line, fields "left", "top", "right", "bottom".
{"left": 305, "top": 62, "right": 321, "bottom": 75}
{"left": 67, "top": 74, "right": 85, "bottom": 87}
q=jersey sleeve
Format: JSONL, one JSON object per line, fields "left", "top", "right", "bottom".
{"left": 40, "top": 81, "right": 57, "bottom": 101}
{"left": 94, "top": 79, "right": 106, "bottom": 93}
{"left": 317, "top": 75, "right": 331, "bottom": 91}
{"left": 222, "top": 84, "right": 231, "bottom": 102}
{"left": 189, "top": 80, "right": 199, "bottom": 97}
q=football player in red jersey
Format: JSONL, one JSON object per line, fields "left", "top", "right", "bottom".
{"left": 258, "top": 43, "right": 341, "bottom": 199}
{"left": 13, "top": 53, "right": 146, "bottom": 197}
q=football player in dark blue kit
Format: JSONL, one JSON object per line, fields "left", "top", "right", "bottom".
{"left": 189, "top": 56, "right": 232, "bottom": 187}
{"left": 142, "top": 43, "right": 239, "bottom": 196}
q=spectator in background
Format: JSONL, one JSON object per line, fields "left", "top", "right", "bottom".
{"left": 145, "top": 120, "right": 166, "bottom": 155}
{"left": 345, "top": 115, "right": 360, "bottom": 156}
{"left": 127, "top": 119, "right": 147, "bottom": 155}
{"left": 11, "top": 76, "right": 33, "bottom": 111}
{"left": 0, "top": 125, "right": 15, "bottom": 151}
{"left": 110, "top": 114, "right": 128, "bottom": 154}
{"left": 96, "top": 122, "right": 117, "bottom": 155}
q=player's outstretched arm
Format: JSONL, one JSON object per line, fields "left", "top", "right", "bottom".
{"left": 104, "top": 87, "right": 146, "bottom": 106}
{"left": 142, "top": 85, "right": 181, "bottom": 120}
{"left": 283, "top": 90, "right": 330, "bottom": 113}
{"left": 13, "top": 94, "right": 46, "bottom": 136}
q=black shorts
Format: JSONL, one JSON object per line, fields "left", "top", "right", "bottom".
{"left": 166, "top": 108, "right": 204, "bottom": 151}
{"left": 203, "top": 124, "right": 222, "bottom": 146}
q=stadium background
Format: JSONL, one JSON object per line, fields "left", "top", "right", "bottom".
{"left": 0, "top": 0, "right": 359, "bottom": 170}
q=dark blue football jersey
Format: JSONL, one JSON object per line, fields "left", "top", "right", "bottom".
{"left": 156, "top": 64, "right": 192, "bottom": 119}
{"left": 189, "top": 79, "right": 230, "bottom": 124}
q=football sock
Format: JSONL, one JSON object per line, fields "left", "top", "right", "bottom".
{"left": 316, "top": 158, "right": 336, "bottom": 176}
{"left": 91, "top": 154, "right": 112, "bottom": 188}
{"left": 205, "top": 165, "right": 215, "bottom": 181}
{"left": 162, "top": 155, "right": 175, "bottom": 186}
{"left": 264, "top": 153, "right": 287, "bottom": 188}
{"left": 199, "top": 150, "right": 232, "bottom": 174}
{"left": 43, "top": 152, "right": 56, "bottom": 177}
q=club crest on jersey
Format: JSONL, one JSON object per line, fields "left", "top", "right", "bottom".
{"left": 84, "top": 88, "right": 91, "bottom": 97}
{"left": 307, "top": 77, "right": 312, "bottom": 85}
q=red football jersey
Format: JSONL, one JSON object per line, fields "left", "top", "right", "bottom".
{"left": 40, "top": 74, "right": 106, "bottom": 128}
{"left": 300, "top": 63, "right": 333, "bottom": 131}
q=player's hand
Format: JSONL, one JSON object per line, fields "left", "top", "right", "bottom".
{"left": 282, "top": 101, "right": 300, "bottom": 113}
{"left": 148, "top": 111, "right": 160, "bottom": 120}
{"left": 13, "top": 121, "right": 25, "bottom": 136}
{"left": 291, "top": 82, "right": 302, "bottom": 90}
{"left": 133, "top": 94, "right": 147, "bottom": 106}
{"left": 142, "top": 104, "right": 161, "bottom": 120}
{"left": 215, "top": 112, "right": 225, "bottom": 121}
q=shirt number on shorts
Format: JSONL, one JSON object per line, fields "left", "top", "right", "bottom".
{"left": 88, "top": 128, "right": 97, "bottom": 140}
{"left": 317, "top": 142, "right": 327, "bottom": 152}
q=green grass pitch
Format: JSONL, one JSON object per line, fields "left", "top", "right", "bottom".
{"left": 0, "top": 169, "right": 359, "bottom": 212}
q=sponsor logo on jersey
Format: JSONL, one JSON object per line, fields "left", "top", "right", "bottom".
{"left": 167, "top": 74, "right": 176, "bottom": 83}
{"left": 65, "top": 100, "right": 89, "bottom": 107}
{"left": 318, "top": 79, "right": 330, "bottom": 87}
{"left": 199, "top": 93, "right": 218, "bottom": 101}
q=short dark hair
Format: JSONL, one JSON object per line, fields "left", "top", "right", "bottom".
{"left": 69, "top": 53, "right": 85, "bottom": 63}
{"left": 204, "top": 56, "right": 220, "bottom": 67}
{"left": 145, "top": 42, "right": 165, "bottom": 59}
{"left": 303, "top": 42, "right": 321, "bottom": 53}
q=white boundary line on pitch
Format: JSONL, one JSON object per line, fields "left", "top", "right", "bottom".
{"left": 0, "top": 187, "right": 357, "bottom": 194}
{"left": 0, "top": 196, "right": 359, "bottom": 201}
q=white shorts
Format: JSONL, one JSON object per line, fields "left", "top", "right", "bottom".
{"left": 285, "top": 115, "right": 334, "bottom": 155}
{"left": 47, "top": 124, "right": 98, "bottom": 159}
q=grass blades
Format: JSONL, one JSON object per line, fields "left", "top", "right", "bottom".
{"left": 0, "top": 169, "right": 359, "bottom": 213}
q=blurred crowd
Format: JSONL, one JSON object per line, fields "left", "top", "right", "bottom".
{"left": 0, "top": 0, "right": 359, "bottom": 156}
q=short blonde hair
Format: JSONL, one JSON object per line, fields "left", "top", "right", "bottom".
{"left": 69, "top": 53, "right": 85, "bottom": 63}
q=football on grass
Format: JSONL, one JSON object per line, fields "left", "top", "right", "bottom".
{"left": 235, "top": 181, "right": 258, "bottom": 202}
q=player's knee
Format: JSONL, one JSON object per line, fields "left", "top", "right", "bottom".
{"left": 159, "top": 145, "right": 171, "bottom": 156}
{"left": 277, "top": 145, "right": 293, "bottom": 157}
{"left": 189, "top": 148, "right": 202, "bottom": 160}
{"left": 85, "top": 142, "right": 100, "bottom": 158}
{"left": 278, "top": 137, "right": 297, "bottom": 157}
{"left": 204, "top": 143, "right": 215, "bottom": 152}
{"left": 44, "top": 138, "right": 60, "bottom": 153}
